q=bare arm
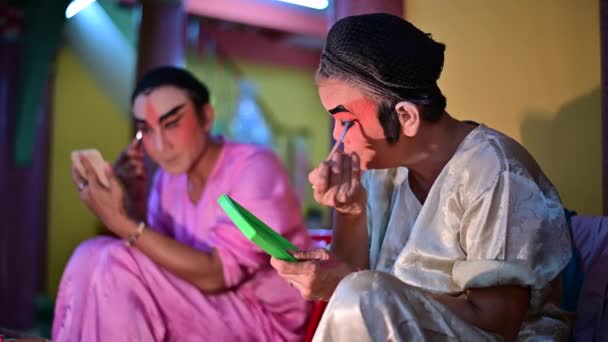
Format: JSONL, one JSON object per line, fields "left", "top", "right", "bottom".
{"left": 113, "top": 216, "right": 226, "bottom": 293}
{"left": 331, "top": 211, "right": 369, "bottom": 270}
{"left": 431, "top": 286, "right": 530, "bottom": 342}
{"left": 77, "top": 155, "right": 226, "bottom": 294}
{"left": 310, "top": 151, "right": 369, "bottom": 270}
{"left": 113, "top": 139, "right": 148, "bottom": 222}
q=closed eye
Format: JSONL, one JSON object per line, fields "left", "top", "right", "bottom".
{"left": 164, "top": 116, "right": 182, "bottom": 129}
{"left": 334, "top": 112, "right": 356, "bottom": 123}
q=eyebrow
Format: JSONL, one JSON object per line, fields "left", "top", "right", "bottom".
{"left": 328, "top": 105, "right": 351, "bottom": 115}
{"left": 134, "top": 103, "right": 186, "bottom": 125}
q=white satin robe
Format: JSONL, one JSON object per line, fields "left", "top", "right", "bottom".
{"left": 314, "top": 124, "right": 572, "bottom": 342}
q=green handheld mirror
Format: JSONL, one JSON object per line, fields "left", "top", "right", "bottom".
{"left": 218, "top": 194, "right": 299, "bottom": 262}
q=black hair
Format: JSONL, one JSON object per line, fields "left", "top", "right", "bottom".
{"left": 375, "top": 87, "right": 447, "bottom": 144}
{"left": 131, "top": 66, "right": 210, "bottom": 118}
{"left": 317, "top": 13, "right": 448, "bottom": 145}
{"left": 316, "top": 62, "right": 447, "bottom": 145}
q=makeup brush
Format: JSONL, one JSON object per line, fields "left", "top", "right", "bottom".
{"left": 326, "top": 121, "right": 354, "bottom": 160}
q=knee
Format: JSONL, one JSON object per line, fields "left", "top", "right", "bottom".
{"left": 65, "top": 237, "right": 115, "bottom": 270}
{"left": 330, "top": 270, "right": 398, "bottom": 307}
{"left": 71, "top": 236, "right": 114, "bottom": 256}
{"left": 96, "top": 239, "right": 135, "bottom": 271}
{"left": 335, "top": 270, "right": 396, "bottom": 295}
{"left": 69, "top": 237, "right": 133, "bottom": 276}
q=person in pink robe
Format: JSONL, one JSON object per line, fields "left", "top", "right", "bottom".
{"left": 53, "top": 66, "right": 312, "bottom": 342}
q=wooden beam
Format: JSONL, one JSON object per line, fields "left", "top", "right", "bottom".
{"left": 199, "top": 23, "right": 321, "bottom": 70}
{"left": 332, "top": 0, "right": 404, "bottom": 22}
{"left": 186, "top": 0, "right": 327, "bottom": 38}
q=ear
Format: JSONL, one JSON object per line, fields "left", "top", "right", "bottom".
{"left": 201, "top": 104, "right": 215, "bottom": 132}
{"left": 395, "top": 101, "right": 420, "bottom": 138}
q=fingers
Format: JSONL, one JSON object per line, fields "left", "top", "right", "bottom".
{"left": 271, "top": 252, "right": 341, "bottom": 301}
{"left": 271, "top": 256, "right": 320, "bottom": 277}
{"left": 271, "top": 258, "right": 322, "bottom": 298}
{"left": 105, "top": 162, "right": 122, "bottom": 191}
{"left": 71, "top": 165, "right": 87, "bottom": 190}
{"left": 309, "top": 153, "right": 346, "bottom": 194}
{"left": 348, "top": 152, "right": 361, "bottom": 197}
{"left": 115, "top": 160, "right": 144, "bottom": 181}
{"left": 288, "top": 278, "right": 318, "bottom": 301}
{"left": 270, "top": 257, "right": 302, "bottom": 276}
{"left": 80, "top": 156, "right": 103, "bottom": 190}
{"left": 336, "top": 154, "right": 351, "bottom": 203}
{"left": 114, "top": 142, "right": 146, "bottom": 183}
{"left": 77, "top": 155, "right": 91, "bottom": 183}
{"left": 307, "top": 168, "right": 317, "bottom": 185}
{"left": 309, "top": 151, "right": 363, "bottom": 211}
{"left": 77, "top": 157, "right": 93, "bottom": 201}
{"left": 126, "top": 137, "right": 144, "bottom": 159}
{"left": 127, "top": 158, "right": 145, "bottom": 177}
{"left": 329, "top": 151, "right": 342, "bottom": 191}
{"left": 292, "top": 248, "right": 331, "bottom": 261}
{"left": 310, "top": 161, "right": 330, "bottom": 195}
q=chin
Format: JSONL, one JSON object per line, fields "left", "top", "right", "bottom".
{"left": 364, "top": 155, "right": 399, "bottom": 170}
{"left": 359, "top": 159, "right": 371, "bottom": 171}
{"left": 159, "top": 160, "right": 188, "bottom": 175}
{"left": 357, "top": 149, "right": 382, "bottom": 171}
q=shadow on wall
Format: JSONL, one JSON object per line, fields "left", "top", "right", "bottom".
{"left": 520, "top": 87, "right": 601, "bottom": 215}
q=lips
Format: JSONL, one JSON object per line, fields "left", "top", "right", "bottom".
{"left": 161, "top": 156, "right": 180, "bottom": 165}
{"left": 344, "top": 144, "right": 372, "bottom": 154}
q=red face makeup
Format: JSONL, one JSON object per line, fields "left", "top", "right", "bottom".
{"left": 132, "top": 86, "right": 208, "bottom": 174}
{"left": 144, "top": 96, "right": 160, "bottom": 129}
{"left": 319, "top": 79, "right": 397, "bottom": 170}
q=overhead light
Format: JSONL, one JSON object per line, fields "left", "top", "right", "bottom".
{"left": 276, "top": 0, "right": 329, "bottom": 10}
{"left": 65, "top": 0, "right": 96, "bottom": 19}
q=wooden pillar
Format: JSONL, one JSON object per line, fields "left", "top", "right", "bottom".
{"left": 135, "top": 0, "right": 186, "bottom": 82}
{"left": 135, "top": 0, "right": 186, "bottom": 219}
{"left": 602, "top": 0, "right": 608, "bottom": 215}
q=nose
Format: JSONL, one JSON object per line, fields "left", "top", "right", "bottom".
{"left": 334, "top": 120, "right": 355, "bottom": 140}
{"left": 332, "top": 123, "right": 341, "bottom": 141}
{"left": 154, "top": 131, "right": 166, "bottom": 152}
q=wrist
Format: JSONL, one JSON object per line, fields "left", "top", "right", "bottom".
{"left": 124, "top": 221, "right": 146, "bottom": 247}
{"left": 109, "top": 215, "right": 137, "bottom": 239}
{"left": 334, "top": 192, "right": 367, "bottom": 216}
{"left": 334, "top": 209, "right": 366, "bottom": 222}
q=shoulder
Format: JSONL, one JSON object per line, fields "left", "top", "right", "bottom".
{"left": 456, "top": 125, "right": 545, "bottom": 191}
{"left": 222, "top": 140, "right": 283, "bottom": 169}
{"left": 464, "top": 125, "right": 541, "bottom": 170}
{"left": 219, "top": 141, "right": 288, "bottom": 186}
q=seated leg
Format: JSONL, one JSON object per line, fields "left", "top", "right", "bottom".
{"left": 313, "top": 270, "right": 498, "bottom": 342}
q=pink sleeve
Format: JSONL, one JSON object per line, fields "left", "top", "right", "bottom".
{"left": 208, "top": 150, "right": 310, "bottom": 288}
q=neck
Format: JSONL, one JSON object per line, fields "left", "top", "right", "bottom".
{"left": 404, "top": 114, "right": 475, "bottom": 187}
{"left": 187, "top": 136, "right": 221, "bottom": 189}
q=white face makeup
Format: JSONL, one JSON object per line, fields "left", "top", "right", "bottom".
{"left": 131, "top": 86, "right": 208, "bottom": 174}
{"left": 318, "top": 79, "right": 402, "bottom": 170}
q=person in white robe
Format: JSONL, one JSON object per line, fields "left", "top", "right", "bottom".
{"left": 271, "top": 13, "right": 571, "bottom": 342}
